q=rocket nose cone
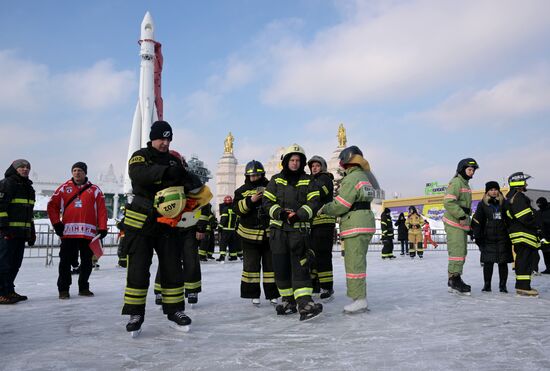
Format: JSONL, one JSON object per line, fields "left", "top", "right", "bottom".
{"left": 141, "top": 11, "right": 155, "bottom": 40}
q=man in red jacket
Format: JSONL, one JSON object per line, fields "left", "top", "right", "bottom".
{"left": 47, "top": 162, "right": 108, "bottom": 299}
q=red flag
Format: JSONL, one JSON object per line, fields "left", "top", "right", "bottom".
{"left": 89, "top": 235, "right": 104, "bottom": 258}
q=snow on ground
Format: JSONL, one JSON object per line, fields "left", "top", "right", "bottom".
{"left": 2, "top": 249, "right": 550, "bottom": 370}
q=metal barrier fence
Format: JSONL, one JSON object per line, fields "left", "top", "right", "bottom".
{"left": 27, "top": 224, "right": 479, "bottom": 265}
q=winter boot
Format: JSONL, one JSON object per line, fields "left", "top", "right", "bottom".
{"left": 481, "top": 282, "right": 491, "bottom": 292}
{"left": 167, "top": 311, "right": 192, "bottom": 331}
{"left": 448, "top": 275, "right": 471, "bottom": 295}
{"left": 343, "top": 298, "right": 368, "bottom": 314}
{"left": 59, "top": 291, "right": 70, "bottom": 300}
{"left": 155, "top": 293, "right": 162, "bottom": 305}
{"left": 516, "top": 288, "right": 539, "bottom": 297}
{"left": 187, "top": 293, "right": 198, "bottom": 304}
{"left": 228, "top": 256, "right": 238, "bottom": 261}
{"left": 216, "top": 254, "right": 225, "bottom": 262}
{"left": 299, "top": 301, "right": 323, "bottom": 321}
{"left": 499, "top": 284, "right": 508, "bottom": 293}
{"left": 275, "top": 298, "right": 297, "bottom": 315}
{"left": 320, "top": 289, "right": 334, "bottom": 303}
{"left": 126, "top": 314, "right": 144, "bottom": 332}
{"left": 9, "top": 292, "right": 28, "bottom": 302}
{"left": 78, "top": 289, "right": 94, "bottom": 297}
{"left": 0, "top": 295, "right": 18, "bottom": 304}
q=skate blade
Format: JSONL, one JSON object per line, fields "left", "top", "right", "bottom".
{"left": 516, "top": 293, "right": 539, "bottom": 298}
{"left": 448, "top": 288, "right": 471, "bottom": 296}
{"left": 343, "top": 307, "right": 369, "bottom": 314}
{"left": 168, "top": 323, "right": 191, "bottom": 332}
{"left": 321, "top": 296, "right": 335, "bottom": 303}
{"left": 300, "top": 312, "right": 322, "bottom": 322}
{"left": 130, "top": 329, "right": 142, "bottom": 338}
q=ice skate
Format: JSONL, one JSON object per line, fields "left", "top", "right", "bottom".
{"left": 275, "top": 300, "right": 297, "bottom": 315}
{"left": 516, "top": 288, "right": 539, "bottom": 298}
{"left": 126, "top": 314, "right": 144, "bottom": 338}
{"left": 9, "top": 292, "right": 28, "bottom": 302}
{"left": 187, "top": 293, "right": 198, "bottom": 305}
{"left": 78, "top": 289, "right": 94, "bottom": 297}
{"left": 155, "top": 293, "right": 162, "bottom": 305}
{"left": 199, "top": 256, "right": 208, "bottom": 262}
{"left": 216, "top": 255, "right": 225, "bottom": 263}
{"left": 343, "top": 299, "right": 368, "bottom": 314}
{"left": 448, "top": 275, "right": 471, "bottom": 296}
{"left": 299, "top": 302, "right": 323, "bottom": 321}
{"left": 167, "top": 311, "right": 192, "bottom": 332}
{"left": 320, "top": 289, "right": 334, "bottom": 303}
{"left": 252, "top": 298, "right": 260, "bottom": 306}
{"left": 269, "top": 298, "right": 278, "bottom": 306}
{"left": 0, "top": 295, "right": 18, "bottom": 305}
{"left": 228, "top": 256, "right": 238, "bottom": 261}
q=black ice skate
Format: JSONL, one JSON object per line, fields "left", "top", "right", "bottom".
{"left": 448, "top": 275, "right": 471, "bottom": 295}
{"left": 167, "top": 311, "right": 192, "bottom": 332}
{"left": 299, "top": 302, "right": 323, "bottom": 322}
{"left": 275, "top": 300, "right": 297, "bottom": 315}
{"left": 126, "top": 314, "right": 144, "bottom": 338}
{"left": 187, "top": 293, "right": 198, "bottom": 305}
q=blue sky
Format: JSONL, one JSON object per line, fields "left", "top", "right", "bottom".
{"left": 1, "top": 0, "right": 549, "bottom": 197}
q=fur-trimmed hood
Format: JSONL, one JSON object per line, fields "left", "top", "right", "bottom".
{"left": 482, "top": 191, "right": 504, "bottom": 206}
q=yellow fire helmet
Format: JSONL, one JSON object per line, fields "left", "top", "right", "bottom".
{"left": 154, "top": 186, "right": 186, "bottom": 218}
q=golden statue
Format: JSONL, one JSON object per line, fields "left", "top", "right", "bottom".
{"left": 224, "top": 132, "right": 234, "bottom": 154}
{"left": 337, "top": 123, "right": 347, "bottom": 148}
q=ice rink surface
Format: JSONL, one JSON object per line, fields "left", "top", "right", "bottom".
{"left": 2, "top": 249, "right": 550, "bottom": 371}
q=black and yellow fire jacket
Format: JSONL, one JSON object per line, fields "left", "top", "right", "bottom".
{"left": 505, "top": 189, "right": 540, "bottom": 249}
{"left": 234, "top": 177, "right": 269, "bottom": 242}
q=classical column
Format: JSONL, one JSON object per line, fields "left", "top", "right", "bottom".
{"left": 216, "top": 132, "right": 238, "bottom": 207}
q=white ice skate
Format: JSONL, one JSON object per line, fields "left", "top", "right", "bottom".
{"left": 343, "top": 299, "right": 368, "bottom": 314}
{"left": 269, "top": 298, "right": 278, "bottom": 306}
{"left": 252, "top": 298, "right": 260, "bottom": 306}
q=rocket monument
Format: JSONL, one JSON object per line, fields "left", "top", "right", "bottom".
{"left": 124, "top": 11, "right": 164, "bottom": 194}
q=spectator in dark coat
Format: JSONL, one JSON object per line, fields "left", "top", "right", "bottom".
{"left": 394, "top": 213, "right": 409, "bottom": 255}
{"left": 472, "top": 181, "right": 513, "bottom": 293}
{"left": 535, "top": 197, "right": 550, "bottom": 274}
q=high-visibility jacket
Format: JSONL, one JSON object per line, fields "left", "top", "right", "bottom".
{"left": 0, "top": 165, "right": 35, "bottom": 240}
{"left": 234, "top": 178, "right": 269, "bottom": 242}
{"left": 380, "top": 210, "right": 394, "bottom": 241}
{"left": 47, "top": 178, "right": 107, "bottom": 240}
{"left": 219, "top": 203, "right": 236, "bottom": 231}
{"left": 322, "top": 166, "right": 375, "bottom": 239}
{"left": 443, "top": 174, "right": 472, "bottom": 231}
{"left": 262, "top": 171, "right": 320, "bottom": 231}
{"left": 505, "top": 189, "right": 540, "bottom": 249}
{"left": 311, "top": 172, "right": 336, "bottom": 227}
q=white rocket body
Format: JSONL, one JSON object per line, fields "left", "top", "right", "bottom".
{"left": 124, "top": 11, "right": 158, "bottom": 194}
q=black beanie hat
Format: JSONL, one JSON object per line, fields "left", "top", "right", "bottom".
{"left": 12, "top": 159, "right": 30, "bottom": 169}
{"left": 485, "top": 181, "right": 500, "bottom": 192}
{"left": 72, "top": 162, "right": 87, "bottom": 174}
{"left": 149, "top": 120, "right": 173, "bottom": 141}
{"left": 537, "top": 197, "right": 548, "bottom": 208}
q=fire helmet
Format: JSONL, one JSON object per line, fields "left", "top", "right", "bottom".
{"left": 281, "top": 144, "right": 307, "bottom": 170}
{"left": 154, "top": 186, "right": 186, "bottom": 218}
{"left": 456, "top": 158, "right": 479, "bottom": 173}
{"left": 307, "top": 155, "right": 327, "bottom": 173}
{"left": 244, "top": 160, "right": 265, "bottom": 176}
{"left": 508, "top": 172, "right": 531, "bottom": 188}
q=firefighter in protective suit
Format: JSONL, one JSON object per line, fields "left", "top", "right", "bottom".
{"left": 234, "top": 160, "right": 279, "bottom": 305}
{"left": 380, "top": 208, "right": 396, "bottom": 259}
{"left": 121, "top": 121, "right": 200, "bottom": 333}
{"left": 505, "top": 172, "right": 540, "bottom": 297}
{"left": 263, "top": 144, "right": 323, "bottom": 321}
{"left": 406, "top": 206, "right": 424, "bottom": 258}
{"left": 218, "top": 195, "right": 238, "bottom": 261}
{"left": 307, "top": 155, "right": 336, "bottom": 301}
{"left": 443, "top": 158, "right": 478, "bottom": 295}
{"left": 321, "top": 146, "right": 375, "bottom": 314}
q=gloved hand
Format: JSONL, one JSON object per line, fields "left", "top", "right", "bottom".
{"left": 279, "top": 209, "right": 290, "bottom": 222}
{"left": 53, "top": 222, "right": 64, "bottom": 237}
{"left": 28, "top": 229, "right": 36, "bottom": 246}
{"left": 97, "top": 229, "right": 108, "bottom": 239}
{"left": 287, "top": 212, "right": 300, "bottom": 224}
{"left": 165, "top": 165, "right": 186, "bottom": 182}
